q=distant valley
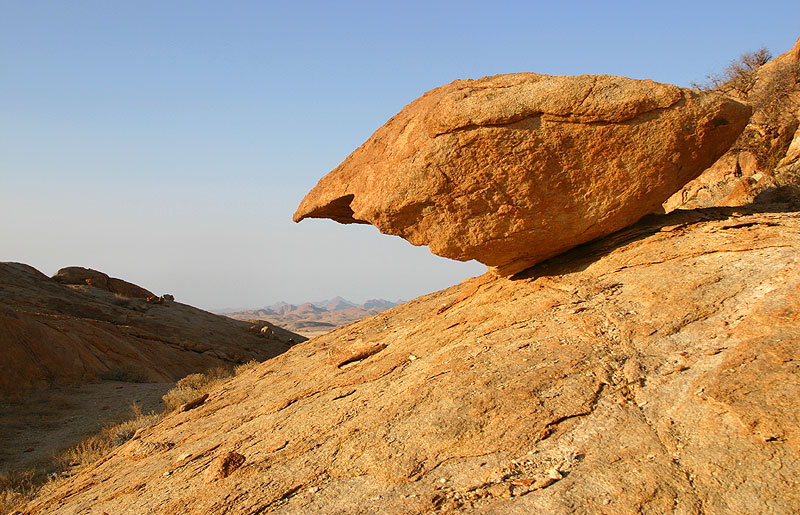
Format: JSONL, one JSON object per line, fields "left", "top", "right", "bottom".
{"left": 220, "top": 296, "right": 403, "bottom": 337}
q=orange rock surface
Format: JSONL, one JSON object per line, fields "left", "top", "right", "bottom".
{"left": 22, "top": 204, "right": 800, "bottom": 513}
{"left": 295, "top": 73, "right": 750, "bottom": 276}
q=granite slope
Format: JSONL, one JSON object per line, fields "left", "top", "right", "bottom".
{"left": 21, "top": 203, "right": 800, "bottom": 514}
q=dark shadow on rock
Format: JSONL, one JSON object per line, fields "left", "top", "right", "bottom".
{"left": 511, "top": 199, "right": 800, "bottom": 280}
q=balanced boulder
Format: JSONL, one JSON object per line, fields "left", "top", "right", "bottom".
{"left": 294, "top": 73, "right": 751, "bottom": 276}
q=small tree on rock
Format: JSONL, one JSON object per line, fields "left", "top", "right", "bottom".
{"left": 692, "top": 47, "right": 773, "bottom": 98}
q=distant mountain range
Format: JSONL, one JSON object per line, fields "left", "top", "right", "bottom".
{"left": 221, "top": 297, "right": 403, "bottom": 337}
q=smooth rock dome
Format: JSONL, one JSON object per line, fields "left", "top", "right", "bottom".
{"left": 294, "top": 73, "right": 751, "bottom": 276}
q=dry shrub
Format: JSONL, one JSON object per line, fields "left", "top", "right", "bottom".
{"left": 99, "top": 365, "right": 149, "bottom": 383}
{"left": 0, "top": 468, "right": 43, "bottom": 514}
{"left": 111, "top": 294, "right": 132, "bottom": 308}
{"left": 107, "top": 403, "right": 160, "bottom": 446}
{"left": 693, "top": 46, "right": 800, "bottom": 170}
{"left": 234, "top": 360, "right": 260, "bottom": 375}
{"left": 55, "top": 434, "right": 111, "bottom": 471}
{"left": 162, "top": 367, "right": 233, "bottom": 412}
{"left": 56, "top": 402, "right": 160, "bottom": 470}
{"left": 1, "top": 472, "right": 69, "bottom": 514}
{"left": 693, "top": 47, "right": 772, "bottom": 97}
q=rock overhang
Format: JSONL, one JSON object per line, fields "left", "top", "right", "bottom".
{"left": 294, "top": 73, "right": 752, "bottom": 276}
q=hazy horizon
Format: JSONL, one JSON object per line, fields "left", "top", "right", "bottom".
{"left": 214, "top": 296, "right": 406, "bottom": 314}
{"left": 2, "top": 1, "right": 798, "bottom": 310}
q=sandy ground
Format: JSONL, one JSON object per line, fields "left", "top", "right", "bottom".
{"left": 292, "top": 327, "right": 335, "bottom": 339}
{"left": 0, "top": 381, "right": 173, "bottom": 474}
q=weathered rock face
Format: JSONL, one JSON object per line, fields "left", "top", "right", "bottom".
{"left": 24, "top": 204, "right": 800, "bottom": 514}
{"left": 666, "top": 36, "right": 800, "bottom": 211}
{"left": 52, "top": 266, "right": 155, "bottom": 299}
{"left": 0, "top": 263, "right": 304, "bottom": 397}
{"left": 295, "top": 73, "right": 750, "bottom": 276}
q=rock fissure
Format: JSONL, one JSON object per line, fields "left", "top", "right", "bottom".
{"left": 432, "top": 112, "right": 544, "bottom": 137}
{"left": 540, "top": 382, "right": 606, "bottom": 440}
{"left": 604, "top": 244, "right": 794, "bottom": 277}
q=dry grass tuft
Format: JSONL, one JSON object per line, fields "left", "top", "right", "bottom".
{"left": 55, "top": 434, "right": 112, "bottom": 471}
{"left": 234, "top": 360, "right": 260, "bottom": 375}
{"left": 55, "top": 402, "right": 160, "bottom": 471}
{"left": 161, "top": 361, "right": 259, "bottom": 411}
{"left": 161, "top": 367, "right": 233, "bottom": 412}
{"left": 1, "top": 402, "right": 161, "bottom": 514}
{"left": 0, "top": 468, "right": 43, "bottom": 514}
{"left": 98, "top": 365, "right": 150, "bottom": 383}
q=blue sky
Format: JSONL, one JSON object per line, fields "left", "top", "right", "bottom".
{"left": 1, "top": 1, "right": 798, "bottom": 309}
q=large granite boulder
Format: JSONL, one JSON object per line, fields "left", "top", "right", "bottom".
{"left": 52, "top": 266, "right": 155, "bottom": 299}
{"left": 295, "top": 73, "right": 750, "bottom": 276}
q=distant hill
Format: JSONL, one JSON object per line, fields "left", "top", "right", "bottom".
{"left": 0, "top": 263, "right": 305, "bottom": 397}
{"left": 310, "top": 296, "right": 356, "bottom": 310}
{"left": 222, "top": 297, "right": 403, "bottom": 337}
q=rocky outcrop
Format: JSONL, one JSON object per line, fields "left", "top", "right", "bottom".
{"left": 666, "top": 36, "right": 800, "bottom": 210}
{"left": 295, "top": 73, "right": 750, "bottom": 276}
{"left": 23, "top": 204, "right": 800, "bottom": 514}
{"left": 52, "top": 266, "right": 155, "bottom": 299}
{"left": 0, "top": 263, "right": 305, "bottom": 396}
